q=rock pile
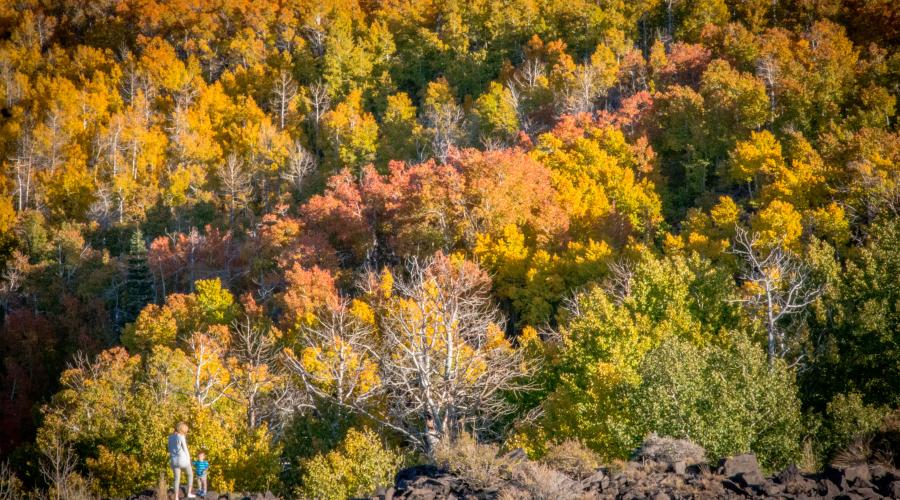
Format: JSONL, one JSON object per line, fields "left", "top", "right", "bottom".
{"left": 370, "top": 454, "right": 900, "bottom": 499}
{"left": 127, "top": 490, "right": 279, "bottom": 500}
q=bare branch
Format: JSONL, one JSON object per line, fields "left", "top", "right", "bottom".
{"left": 731, "top": 227, "right": 823, "bottom": 365}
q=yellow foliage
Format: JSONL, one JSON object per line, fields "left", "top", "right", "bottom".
{"left": 350, "top": 299, "right": 376, "bottom": 326}
{"left": 121, "top": 304, "right": 178, "bottom": 351}
{"left": 299, "top": 427, "right": 402, "bottom": 500}
{"left": 728, "top": 130, "right": 784, "bottom": 186}
{"left": 751, "top": 200, "right": 803, "bottom": 249}
{"left": 806, "top": 202, "right": 850, "bottom": 245}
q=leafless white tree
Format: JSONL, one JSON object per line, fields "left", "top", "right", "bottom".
{"left": 270, "top": 69, "right": 298, "bottom": 130}
{"left": 281, "top": 141, "right": 316, "bottom": 194}
{"left": 0, "top": 59, "right": 23, "bottom": 109}
{"left": 10, "top": 124, "right": 36, "bottom": 211}
{"left": 286, "top": 256, "right": 532, "bottom": 452}
{"left": 40, "top": 433, "right": 79, "bottom": 500}
{"left": 603, "top": 259, "right": 636, "bottom": 305}
{"left": 423, "top": 100, "right": 465, "bottom": 164}
{"left": 0, "top": 251, "right": 26, "bottom": 315}
{"left": 216, "top": 153, "right": 252, "bottom": 226}
{"left": 506, "top": 58, "right": 545, "bottom": 135}
{"left": 285, "top": 303, "right": 383, "bottom": 409}
{"left": 307, "top": 80, "right": 331, "bottom": 128}
{"left": 732, "top": 227, "right": 823, "bottom": 365}
{"left": 756, "top": 55, "right": 779, "bottom": 118}
{"left": 302, "top": 19, "right": 327, "bottom": 59}
{"left": 380, "top": 257, "right": 530, "bottom": 446}
{"left": 847, "top": 159, "right": 900, "bottom": 221}
{"left": 185, "top": 332, "right": 233, "bottom": 407}
{"left": 564, "top": 64, "right": 601, "bottom": 115}
{"left": 231, "top": 314, "right": 278, "bottom": 429}
{"left": 514, "top": 58, "right": 546, "bottom": 90}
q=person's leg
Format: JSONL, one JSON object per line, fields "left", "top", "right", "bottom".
{"left": 201, "top": 474, "right": 208, "bottom": 492}
{"left": 173, "top": 467, "right": 181, "bottom": 500}
{"left": 186, "top": 465, "right": 193, "bottom": 496}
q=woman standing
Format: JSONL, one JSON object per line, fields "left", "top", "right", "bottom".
{"left": 167, "top": 422, "right": 196, "bottom": 499}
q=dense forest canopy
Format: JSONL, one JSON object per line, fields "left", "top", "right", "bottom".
{"left": 0, "top": 0, "right": 898, "bottom": 497}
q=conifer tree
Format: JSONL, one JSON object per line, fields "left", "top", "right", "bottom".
{"left": 123, "top": 230, "right": 153, "bottom": 325}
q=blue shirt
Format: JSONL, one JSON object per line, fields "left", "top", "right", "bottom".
{"left": 193, "top": 460, "right": 209, "bottom": 477}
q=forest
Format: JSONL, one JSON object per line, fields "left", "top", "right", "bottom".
{"left": 0, "top": 0, "right": 897, "bottom": 498}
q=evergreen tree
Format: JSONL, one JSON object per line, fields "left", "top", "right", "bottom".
{"left": 123, "top": 230, "right": 153, "bottom": 325}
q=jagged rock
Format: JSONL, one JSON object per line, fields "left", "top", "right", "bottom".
{"left": 634, "top": 434, "right": 706, "bottom": 466}
{"left": 842, "top": 464, "right": 872, "bottom": 485}
{"left": 581, "top": 468, "right": 609, "bottom": 492}
{"left": 363, "top": 452, "right": 900, "bottom": 500}
{"left": 888, "top": 480, "right": 900, "bottom": 498}
{"left": 719, "top": 453, "right": 761, "bottom": 478}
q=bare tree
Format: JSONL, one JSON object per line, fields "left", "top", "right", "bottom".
{"left": 285, "top": 303, "right": 383, "bottom": 409}
{"left": 0, "top": 460, "right": 23, "bottom": 500}
{"left": 281, "top": 141, "right": 316, "bottom": 194}
{"left": 564, "top": 64, "right": 601, "bottom": 115}
{"left": 506, "top": 57, "right": 547, "bottom": 136}
{"left": 756, "top": 55, "right": 779, "bottom": 118}
{"left": 732, "top": 227, "right": 823, "bottom": 365}
{"left": 286, "top": 256, "right": 532, "bottom": 452}
{"left": 0, "top": 58, "right": 23, "bottom": 109}
{"left": 603, "top": 259, "right": 636, "bottom": 305}
{"left": 504, "top": 82, "right": 530, "bottom": 136}
{"left": 270, "top": 69, "right": 298, "bottom": 130}
{"left": 307, "top": 80, "right": 331, "bottom": 128}
{"left": 231, "top": 314, "right": 278, "bottom": 429}
{"left": 216, "top": 153, "right": 252, "bottom": 227}
{"left": 847, "top": 159, "right": 900, "bottom": 221}
{"left": 10, "top": 124, "right": 36, "bottom": 212}
{"left": 185, "top": 332, "right": 233, "bottom": 407}
{"left": 40, "top": 433, "right": 79, "bottom": 500}
{"left": 0, "top": 251, "right": 26, "bottom": 316}
{"left": 514, "top": 58, "right": 546, "bottom": 90}
{"left": 379, "top": 256, "right": 530, "bottom": 447}
{"left": 302, "top": 19, "right": 327, "bottom": 59}
{"left": 423, "top": 101, "right": 465, "bottom": 164}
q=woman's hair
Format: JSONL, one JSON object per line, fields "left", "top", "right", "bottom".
{"left": 176, "top": 421, "right": 189, "bottom": 433}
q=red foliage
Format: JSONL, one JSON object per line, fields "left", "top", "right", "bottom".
{"left": 148, "top": 225, "right": 242, "bottom": 294}
{"left": 300, "top": 170, "right": 373, "bottom": 263}
{"left": 362, "top": 161, "right": 466, "bottom": 255}
{"left": 598, "top": 91, "right": 655, "bottom": 138}
{"left": 657, "top": 43, "right": 713, "bottom": 88}
{"left": 279, "top": 264, "right": 340, "bottom": 330}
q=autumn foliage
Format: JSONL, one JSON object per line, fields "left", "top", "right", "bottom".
{"left": 0, "top": 0, "right": 898, "bottom": 496}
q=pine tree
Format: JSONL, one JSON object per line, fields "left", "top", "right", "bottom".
{"left": 123, "top": 230, "right": 153, "bottom": 325}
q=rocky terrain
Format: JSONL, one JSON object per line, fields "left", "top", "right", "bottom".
{"left": 369, "top": 454, "right": 900, "bottom": 499}
{"left": 127, "top": 491, "right": 280, "bottom": 500}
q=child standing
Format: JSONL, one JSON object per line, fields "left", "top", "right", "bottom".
{"left": 192, "top": 450, "right": 210, "bottom": 496}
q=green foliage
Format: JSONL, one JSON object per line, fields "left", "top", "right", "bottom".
{"left": 473, "top": 82, "right": 520, "bottom": 143}
{"left": 2, "top": 1, "right": 899, "bottom": 495}
{"left": 297, "top": 427, "right": 403, "bottom": 500}
{"left": 37, "top": 345, "right": 281, "bottom": 497}
{"left": 817, "top": 392, "right": 887, "bottom": 461}
{"left": 123, "top": 230, "right": 153, "bottom": 324}
{"left": 193, "top": 278, "right": 236, "bottom": 326}
{"left": 804, "top": 217, "right": 900, "bottom": 408}
{"left": 522, "top": 253, "right": 742, "bottom": 459}
{"left": 635, "top": 334, "right": 803, "bottom": 471}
